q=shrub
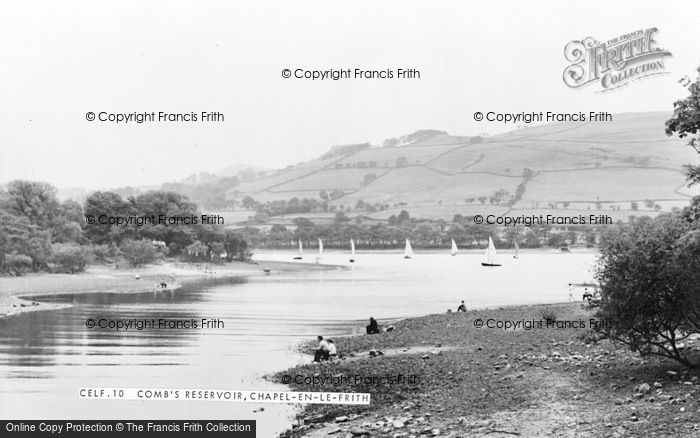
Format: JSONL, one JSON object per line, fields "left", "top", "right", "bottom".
{"left": 92, "top": 243, "right": 121, "bottom": 263}
{"left": 120, "top": 239, "right": 162, "bottom": 267}
{"left": 4, "top": 253, "right": 33, "bottom": 276}
{"left": 595, "top": 214, "right": 700, "bottom": 368}
{"left": 540, "top": 308, "right": 557, "bottom": 325}
{"left": 49, "top": 244, "right": 93, "bottom": 273}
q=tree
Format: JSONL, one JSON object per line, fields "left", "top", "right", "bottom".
{"left": 221, "top": 230, "right": 249, "bottom": 261}
{"left": 681, "top": 196, "right": 700, "bottom": 223}
{"left": 362, "top": 173, "right": 377, "bottom": 186}
{"left": 0, "top": 210, "right": 53, "bottom": 272}
{"left": 92, "top": 243, "right": 121, "bottom": 264}
{"left": 120, "top": 239, "right": 161, "bottom": 267}
{"left": 4, "top": 180, "right": 60, "bottom": 228}
{"left": 4, "top": 253, "right": 33, "bottom": 276}
{"left": 666, "top": 65, "right": 700, "bottom": 185}
{"left": 413, "top": 223, "right": 437, "bottom": 245}
{"left": 522, "top": 230, "right": 541, "bottom": 248}
{"left": 241, "top": 196, "right": 257, "bottom": 209}
{"left": 184, "top": 240, "right": 210, "bottom": 262}
{"left": 84, "top": 191, "right": 135, "bottom": 244}
{"left": 595, "top": 214, "right": 699, "bottom": 367}
{"left": 546, "top": 233, "right": 566, "bottom": 248}
{"left": 133, "top": 191, "right": 198, "bottom": 254}
{"left": 49, "top": 244, "right": 93, "bottom": 273}
{"left": 293, "top": 217, "right": 314, "bottom": 229}
{"left": 334, "top": 211, "right": 349, "bottom": 223}
{"left": 329, "top": 190, "right": 345, "bottom": 201}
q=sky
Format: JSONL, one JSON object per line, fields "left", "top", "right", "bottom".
{"left": 1, "top": 0, "right": 699, "bottom": 190}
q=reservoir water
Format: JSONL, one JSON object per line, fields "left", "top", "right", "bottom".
{"left": 0, "top": 251, "right": 597, "bottom": 436}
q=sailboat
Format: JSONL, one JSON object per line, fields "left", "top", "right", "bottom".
{"left": 451, "top": 239, "right": 458, "bottom": 256}
{"left": 293, "top": 239, "right": 303, "bottom": 260}
{"left": 481, "top": 236, "right": 501, "bottom": 267}
{"left": 315, "top": 238, "right": 323, "bottom": 263}
{"left": 404, "top": 239, "right": 413, "bottom": 259}
{"left": 513, "top": 241, "right": 519, "bottom": 259}
{"left": 349, "top": 239, "right": 356, "bottom": 263}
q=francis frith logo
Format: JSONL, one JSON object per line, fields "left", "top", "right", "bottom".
{"left": 563, "top": 28, "right": 672, "bottom": 92}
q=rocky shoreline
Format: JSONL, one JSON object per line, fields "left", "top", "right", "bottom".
{"left": 273, "top": 303, "right": 699, "bottom": 437}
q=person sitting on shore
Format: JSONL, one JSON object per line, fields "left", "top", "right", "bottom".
{"left": 457, "top": 300, "right": 467, "bottom": 312}
{"left": 582, "top": 288, "right": 593, "bottom": 304}
{"left": 366, "top": 317, "right": 380, "bottom": 335}
{"left": 313, "top": 336, "right": 330, "bottom": 362}
{"left": 327, "top": 339, "right": 337, "bottom": 360}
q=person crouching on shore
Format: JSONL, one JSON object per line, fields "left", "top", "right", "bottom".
{"left": 327, "top": 339, "right": 337, "bottom": 360}
{"left": 366, "top": 317, "right": 379, "bottom": 335}
{"left": 314, "top": 336, "right": 330, "bottom": 362}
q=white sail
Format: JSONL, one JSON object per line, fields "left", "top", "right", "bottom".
{"left": 293, "top": 239, "right": 303, "bottom": 259}
{"left": 514, "top": 241, "right": 519, "bottom": 258}
{"left": 484, "top": 236, "right": 498, "bottom": 265}
{"left": 315, "top": 238, "right": 323, "bottom": 263}
{"left": 350, "top": 239, "right": 355, "bottom": 256}
{"left": 404, "top": 239, "right": 413, "bottom": 258}
{"left": 451, "top": 239, "right": 458, "bottom": 256}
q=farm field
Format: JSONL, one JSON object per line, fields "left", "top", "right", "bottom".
{"left": 225, "top": 112, "right": 700, "bottom": 220}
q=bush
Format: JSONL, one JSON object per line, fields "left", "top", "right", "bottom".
{"left": 92, "top": 243, "right": 121, "bottom": 263}
{"left": 540, "top": 308, "right": 557, "bottom": 325}
{"left": 120, "top": 239, "right": 162, "bottom": 267}
{"left": 4, "top": 253, "right": 33, "bottom": 276}
{"left": 595, "top": 214, "right": 700, "bottom": 367}
{"left": 184, "top": 240, "right": 210, "bottom": 262}
{"left": 49, "top": 244, "right": 93, "bottom": 273}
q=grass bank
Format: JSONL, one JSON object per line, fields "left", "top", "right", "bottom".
{"left": 273, "top": 303, "right": 699, "bottom": 437}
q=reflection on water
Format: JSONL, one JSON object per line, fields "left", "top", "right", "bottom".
{"left": 0, "top": 252, "right": 597, "bottom": 435}
{"left": 0, "top": 277, "right": 306, "bottom": 436}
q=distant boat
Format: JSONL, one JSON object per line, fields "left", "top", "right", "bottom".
{"left": 293, "top": 239, "right": 303, "bottom": 260}
{"left": 451, "top": 239, "right": 458, "bottom": 256}
{"left": 349, "top": 239, "right": 356, "bottom": 263}
{"left": 404, "top": 239, "right": 413, "bottom": 259}
{"left": 481, "top": 236, "right": 501, "bottom": 267}
{"left": 316, "top": 239, "right": 323, "bottom": 263}
{"left": 153, "top": 283, "right": 182, "bottom": 292}
{"left": 513, "top": 241, "right": 519, "bottom": 259}
{"left": 316, "top": 238, "right": 323, "bottom": 263}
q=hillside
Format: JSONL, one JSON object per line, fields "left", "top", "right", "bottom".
{"left": 226, "top": 112, "right": 700, "bottom": 221}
